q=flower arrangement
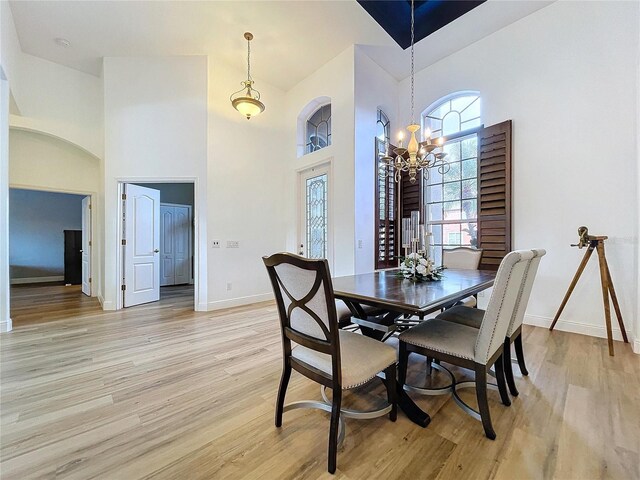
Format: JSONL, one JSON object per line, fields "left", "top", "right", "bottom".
{"left": 398, "top": 252, "right": 444, "bottom": 282}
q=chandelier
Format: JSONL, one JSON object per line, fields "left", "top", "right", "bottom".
{"left": 381, "top": 0, "right": 449, "bottom": 183}
{"left": 230, "top": 32, "right": 265, "bottom": 120}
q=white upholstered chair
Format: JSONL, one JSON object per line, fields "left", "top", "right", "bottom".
{"left": 263, "top": 253, "right": 397, "bottom": 474}
{"left": 443, "top": 247, "right": 483, "bottom": 307}
{"left": 398, "top": 250, "right": 535, "bottom": 439}
{"left": 436, "top": 249, "right": 546, "bottom": 396}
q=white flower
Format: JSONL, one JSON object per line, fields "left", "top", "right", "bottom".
{"left": 416, "top": 264, "right": 427, "bottom": 275}
{"left": 419, "top": 258, "right": 428, "bottom": 266}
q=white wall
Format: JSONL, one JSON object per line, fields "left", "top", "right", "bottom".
{"left": 0, "top": 71, "right": 10, "bottom": 332}
{"left": 283, "top": 46, "right": 356, "bottom": 277}
{"left": 9, "top": 188, "right": 84, "bottom": 280}
{"left": 354, "top": 47, "right": 399, "bottom": 274}
{"left": 399, "top": 1, "right": 639, "bottom": 344}
{"left": 206, "top": 61, "right": 287, "bottom": 309}
{"left": 103, "top": 56, "right": 208, "bottom": 310}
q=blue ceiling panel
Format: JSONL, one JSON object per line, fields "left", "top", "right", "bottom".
{"left": 357, "top": 0, "right": 486, "bottom": 49}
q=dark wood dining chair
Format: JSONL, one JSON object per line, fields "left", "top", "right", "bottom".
{"left": 398, "top": 250, "right": 534, "bottom": 439}
{"left": 263, "top": 253, "right": 397, "bottom": 474}
{"left": 436, "top": 249, "right": 546, "bottom": 396}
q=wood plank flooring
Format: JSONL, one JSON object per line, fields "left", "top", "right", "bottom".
{"left": 2, "top": 285, "right": 639, "bottom": 479}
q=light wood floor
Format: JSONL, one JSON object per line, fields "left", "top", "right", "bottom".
{"left": 1, "top": 285, "right": 639, "bottom": 479}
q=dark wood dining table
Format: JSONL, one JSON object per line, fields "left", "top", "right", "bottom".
{"left": 331, "top": 268, "right": 496, "bottom": 427}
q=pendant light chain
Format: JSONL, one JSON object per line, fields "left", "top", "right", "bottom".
{"left": 247, "top": 36, "right": 252, "bottom": 82}
{"left": 410, "top": 0, "right": 415, "bottom": 124}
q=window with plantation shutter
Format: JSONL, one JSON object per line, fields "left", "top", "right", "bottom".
{"left": 375, "top": 110, "right": 398, "bottom": 269}
{"left": 476, "top": 120, "right": 512, "bottom": 270}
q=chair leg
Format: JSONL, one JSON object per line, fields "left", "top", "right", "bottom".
{"left": 398, "top": 341, "right": 409, "bottom": 387}
{"left": 328, "top": 387, "right": 342, "bottom": 474}
{"left": 513, "top": 333, "right": 529, "bottom": 376}
{"left": 503, "top": 337, "right": 519, "bottom": 397}
{"left": 425, "top": 356, "right": 433, "bottom": 376}
{"left": 474, "top": 363, "right": 496, "bottom": 440}
{"left": 275, "top": 363, "right": 291, "bottom": 427}
{"left": 383, "top": 364, "right": 397, "bottom": 422}
{"left": 494, "top": 355, "right": 511, "bottom": 406}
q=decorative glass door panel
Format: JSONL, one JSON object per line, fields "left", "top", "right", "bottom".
{"left": 305, "top": 173, "right": 328, "bottom": 259}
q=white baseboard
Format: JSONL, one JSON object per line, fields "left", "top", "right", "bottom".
{"left": 525, "top": 313, "right": 634, "bottom": 345}
{"left": 97, "top": 294, "right": 104, "bottom": 306}
{"left": 196, "top": 302, "right": 208, "bottom": 312}
{"left": 101, "top": 300, "right": 115, "bottom": 311}
{"left": 207, "top": 293, "right": 273, "bottom": 311}
{"left": 634, "top": 339, "right": 640, "bottom": 355}
{"left": 0, "top": 317, "right": 12, "bottom": 333}
{"left": 10, "top": 275, "right": 64, "bottom": 285}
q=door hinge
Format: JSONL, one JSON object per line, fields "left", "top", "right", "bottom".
{"left": 122, "top": 193, "right": 127, "bottom": 200}
{"left": 121, "top": 285, "right": 126, "bottom": 291}
{"left": 89, "top": 277, "right": 92, "bottom": 283}
{"left": 89, "top": 204, "right": 92, "bottom": 210}
{"left": 122, "top": 239, "right": 126, "bottom": 246}
{"left": 89, "top": 240, "right": 92, "bottom": 247}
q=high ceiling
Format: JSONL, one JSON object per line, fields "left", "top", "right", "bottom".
{"left": 357, "top": 0, "right": 486, "bottom": 49}
{"left": 9, "top": 0, "right": 552, "bottom": 91}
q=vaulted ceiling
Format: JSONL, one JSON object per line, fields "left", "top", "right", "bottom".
{"left": 9, "top": 0, "right": 552, "bottom": 91}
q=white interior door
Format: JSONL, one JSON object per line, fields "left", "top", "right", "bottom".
{"left": 160, "top": 205, "right": 175, "bottom": 286}
{"left": 298, "top": 165, "right": 332, "bottom": 267}
{"left": 81, "top": 196, "right": 91, "bottom": 296}
{"left": 173, "top": 205, "right": 191, "bottom": 285}
{"left": 124, "top": 184, "right": 160, "bottom": 307}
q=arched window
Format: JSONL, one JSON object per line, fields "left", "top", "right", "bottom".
{"left": 422, "top": 93, "right": 481, "bottom": 266}
{"left": 305, "top": 104, "right": 331, "bottom": 154}
{"left": 423, "top": 93, "right": 480, "bottom": 138}
{"left": 375, "top": 109, "right": 397, "bottom": 269}
{"left": 377, "top": 109, "right": 390, "bottom": 143}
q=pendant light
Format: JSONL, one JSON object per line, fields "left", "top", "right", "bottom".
{"left": 230, "top": 32, "right": 265, "bottom": 120}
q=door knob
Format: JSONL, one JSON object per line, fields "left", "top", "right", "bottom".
{"left": 154, "top": 249, "right": 159, "bottom": 253}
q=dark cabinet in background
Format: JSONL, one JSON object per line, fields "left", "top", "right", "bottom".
{"left": 64, "top": 230, "right": 82, "bottom": 285}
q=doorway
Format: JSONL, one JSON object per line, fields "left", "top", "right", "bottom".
{"left": 298, "top": 163, "right": 333, "bottom": 268}
{"left": 119, "top": 181, "right": 196, "bottom": 309}
{"left": 8, "top": 187, "right": 95, "bottom": 326}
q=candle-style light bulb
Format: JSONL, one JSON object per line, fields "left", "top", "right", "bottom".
{"left": 438, "top": 137, "right": 444, "bottom": 146}
{"left": 398, "top": 131, "right": 404, "bottom": 147}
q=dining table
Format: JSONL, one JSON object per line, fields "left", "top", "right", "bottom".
{"left": 331, "top": 268, "right": 496, "bottom": 427}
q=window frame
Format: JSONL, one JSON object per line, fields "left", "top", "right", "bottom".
{"left": 422, "top": 123, "right": 483, "bottom": 265}
{"left": 305, "top": 104, "right": 332, "bottom": 155}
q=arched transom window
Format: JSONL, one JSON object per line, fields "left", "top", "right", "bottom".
{"left": 305, "top": 104, "right": 331, "bottom": 154}
{"left": 423, "top": 93, "right": 480, "bottom": 138}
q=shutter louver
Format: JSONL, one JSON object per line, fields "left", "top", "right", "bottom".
{"left": 477, "top": 120, "right": 512, "bottom": 270}
{"left": 401, "top": 171, "right": 422, "bottom": 218}
{"left": 375, "top": 139, "right": 399, "bottom": 269}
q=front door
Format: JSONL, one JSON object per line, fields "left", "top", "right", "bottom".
{"left": 123, "top": 184, "right": 160, "bottom": 307}
{"left": 81, "top": 196, "right": 91, "bottom": 296}
{"left": 298, "top": 165, "right": 331, "bottom": 267}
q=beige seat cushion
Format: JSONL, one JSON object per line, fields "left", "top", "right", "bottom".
{"left": 436, "top": 305, "right": 484, "bottom": 329}
{"left": 292, "top": 330, "right": 397, "bottom": 389}
{"left": 398, "top": 319, "right": 479, "bottom": 361}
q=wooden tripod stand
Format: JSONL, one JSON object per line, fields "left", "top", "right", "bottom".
{"left": 549, "top": 235, "right": 628, "bottom": 356}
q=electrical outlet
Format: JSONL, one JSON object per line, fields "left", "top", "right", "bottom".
{"left": 358, "top": 240, "right": 363, "bottom": 249}
{"left": 227, "top": 240, "right": 240, "bottom": 248}
{"left": 226, "top": 282, "right": 232, "bottom": 291}
{"left": 211, "top": 240, "right": 220, "bottom": 248}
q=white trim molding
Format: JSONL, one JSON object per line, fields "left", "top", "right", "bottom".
{"left": 0, "top": 317, "right": 12, "bottom": 333}
{"left": 525, "top": 314, "right": 636, "bottom": 351}
{"left": 10, "top": 276, "right": 64, "bottom": 285}
{"left": 207, "top": 293, "right": 273, "bottom": 311}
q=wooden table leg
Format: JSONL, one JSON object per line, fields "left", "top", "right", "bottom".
{"left": 596, "top": 242, "right": 614, "bottom": 356}
{"left": 604, "top": 259, "right": 628, "bottom": 344}
{"left": 550, "top": 244, "right": 595, "bottom": 331}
